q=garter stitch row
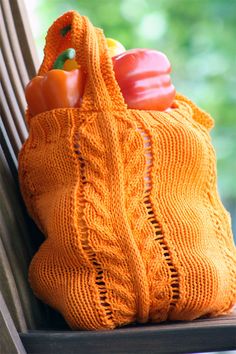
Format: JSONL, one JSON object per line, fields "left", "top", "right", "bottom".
{"left": 18, "top": 11, "right": 236, "bottom": 330}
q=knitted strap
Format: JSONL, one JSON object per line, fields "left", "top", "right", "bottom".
{"left": 176, "top": 93, "right": 214, "bottom": 130}
{"left": 39, "top": 11, "right": 126, "bottom": 111}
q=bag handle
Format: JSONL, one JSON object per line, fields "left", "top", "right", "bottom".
{"left": 176, "top": 93, "right": 214, "bottom": 130}
{"left": 39, "top": 11, "right": 127, "bottom": 111}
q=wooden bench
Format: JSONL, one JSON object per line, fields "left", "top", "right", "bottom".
{"left": 1, "top": 1, "right": 236, "bottom": 353}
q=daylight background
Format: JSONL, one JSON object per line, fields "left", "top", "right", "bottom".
{"left": 25, "top": 0, "right": 236, "bottom": 239}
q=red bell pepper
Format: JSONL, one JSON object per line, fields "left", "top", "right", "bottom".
{"left": 112, "top": 49, "right": 176, "bottom": 111}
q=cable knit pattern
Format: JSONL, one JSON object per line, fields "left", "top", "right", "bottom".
{"left": 18, "top": 11, "right": 236, "bottom": 330}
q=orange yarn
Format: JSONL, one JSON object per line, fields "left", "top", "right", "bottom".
{"left": 18, "top": 11, "right": 236, "bottom": 330}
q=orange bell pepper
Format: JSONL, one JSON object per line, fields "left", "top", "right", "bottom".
{"left": 25, "top": 48, "right": 85, "bottom": 117}
{"left": 25, "top": 38, "right": 125, "bottom": 116}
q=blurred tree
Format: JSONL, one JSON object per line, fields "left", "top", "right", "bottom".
{"left": 26, "top": 0, "right": 236, "bottom": 236}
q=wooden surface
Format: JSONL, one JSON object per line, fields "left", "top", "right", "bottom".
{"left": 9, "top": 0, "right": 39, "bottom": 79}
{"left": 0, "top": 144, "right": 47, "bottom": 331}
{"left": 20, "top": 309, "right": 236, "bottom": 354}
{"left": 0, "top": 0, "right": 74, "bottom": 332}
{"left": 0, "top": 0, "right": 56, "bottom": 332}
{"left": 1, "top": 0, "right": 39, "bottom": 161}
{"left": 0, "top": 292, "right": 27, "bottom": 354}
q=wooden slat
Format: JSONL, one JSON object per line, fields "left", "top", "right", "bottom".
{"left": 1, "top": 0, "right": 30, "bottom": 88}
{"left": 0, "top": 6, "right": 28, "bottom": 118}
{"left": 0, "top": 82, "right": 22, "bottom": 157}
{"left": 0, "top": 235, "right": 27, "bottom": 332}
{"left": 0, "top": 117, "right": 18, "bottom": 178}
{"left": 0, "top": 146, "right": 45, "bottom": 330}
{"left": 20, "top": 309, "right": 236, "bottom": 354}
{"left": 0, "top": 51, "right": 28, "bottom": 143}
{"left": 10, "top": 0, "right": 39, "bottom": 79}
{"left": 0, "top": 292, "right": 27, "bottom": 354}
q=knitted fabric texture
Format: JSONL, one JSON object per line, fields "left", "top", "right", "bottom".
{"left": 18, "top": 11, "right": 236, "bottom": 330}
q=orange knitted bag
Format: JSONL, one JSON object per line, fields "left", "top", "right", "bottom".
{"left": 18, "top": 11, "right": 236, "bottom": 330}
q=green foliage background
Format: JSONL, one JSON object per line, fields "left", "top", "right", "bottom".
{"left": 27, "top": 0, "right": 236, "bottom": 235}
